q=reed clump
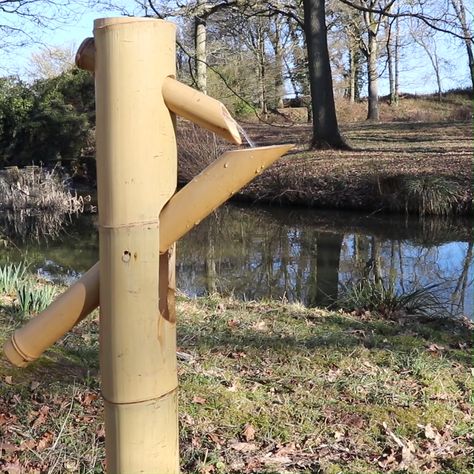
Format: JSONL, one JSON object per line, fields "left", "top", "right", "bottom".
{"left": 16, "top": 279, "right": 57, "bottom": 316}
{"left": 0, "top": 166, "right": 85, "bottom": 241}
{"left": 378, "top": 175, "right": 465, "bottom": 216}
{"left": 336, "top": 280, "right": 448, "bottom": 319}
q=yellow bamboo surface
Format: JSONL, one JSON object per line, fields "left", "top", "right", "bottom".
{"left": 3, "top": 145, "right": 294, "bottom": 367}
{"left": 94, "top": 17, "right": 178, "bottom": 472}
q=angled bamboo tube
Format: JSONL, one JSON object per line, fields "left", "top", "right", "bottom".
{"left": 162, "top": 77, "right": 241, "bottom": 145}
{"left": 95, "top": 17, "right": 178, "bottom": 473}
{"left": 3, "top": 145, "right": 294, "bottom": 368}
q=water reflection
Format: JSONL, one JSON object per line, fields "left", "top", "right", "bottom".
{"left": 1, "top": 205, "right": 472, "bottom": 317}
{"left": 177, "top": 206, "right": 473, "bottom": 317}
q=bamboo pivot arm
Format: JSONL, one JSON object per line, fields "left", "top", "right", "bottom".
{"left": 75, "top": 38, "right": 241, "bottom": 145}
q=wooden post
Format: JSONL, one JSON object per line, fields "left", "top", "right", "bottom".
{"left": 95, "top": 17, "right": 178, "bottom": 473}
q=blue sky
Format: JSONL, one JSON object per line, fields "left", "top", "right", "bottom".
{"left": 0, "top": 2, "right": 470, "bottom": 95}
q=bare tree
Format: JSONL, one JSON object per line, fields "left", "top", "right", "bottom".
{"left": 303, "top": 0, "right": 348, "bottom": 148}
{"left": 410, "top": 24, "right": 445, "bottom": 100}
{"left": 0, "top": 1, "right": 87, "bottom": 60}
{"left": 27, "top": 44, "right": 76, "bottom": 80}
{"left": 450, "top": 0, "right": 474, "bottom": 89}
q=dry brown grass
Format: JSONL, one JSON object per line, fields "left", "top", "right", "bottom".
{"left": 234, "top": 120, "right": 472, "bottom": 215}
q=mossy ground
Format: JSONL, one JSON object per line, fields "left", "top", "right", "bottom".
{"left": 0, "top": 292, "right": 471, "bottom": 473}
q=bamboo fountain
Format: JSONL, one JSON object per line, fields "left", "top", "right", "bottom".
{"left": 4, "top": 17, "right": 293, "bottom": 473}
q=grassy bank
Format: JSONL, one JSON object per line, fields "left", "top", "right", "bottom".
{"left": 239, "top": 120, "right": 472, "bottom": 216}
{"left": 0, "top": 289, "right": 472, "bottom": 473}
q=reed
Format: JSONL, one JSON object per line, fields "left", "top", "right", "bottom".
{"left": 16, "top": 279, "right": 57, "bottom": 316}
{"left": 336, "top": 280, "right": 448, "bottom": 318}
{"left": 0, "top": 166, "right": 85, "bottom": 241}
{"left": 0, "top": 262, "right": 28, "bottom": 295}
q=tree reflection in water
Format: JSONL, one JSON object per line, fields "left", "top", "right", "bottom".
{"left": 177, "top": 205, "right": 473, "bottom": 318}
{"left": 1, "top": 204, "right": 472, "bottom": 318}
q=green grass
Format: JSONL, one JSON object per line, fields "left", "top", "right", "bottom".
{"left": 0, "top": 293, "right": 472, "bottom": 473}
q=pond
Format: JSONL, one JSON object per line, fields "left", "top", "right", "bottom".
{"left": 1, "top": 204, "right": 472, "bottom": 318}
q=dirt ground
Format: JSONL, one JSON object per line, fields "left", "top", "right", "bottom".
{"left": 236, "top": 120, "right": 472, "bottom": 214}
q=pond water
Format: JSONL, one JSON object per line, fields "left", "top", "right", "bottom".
{"left": 1, "top": 204, "right": 472, "bottom": 318}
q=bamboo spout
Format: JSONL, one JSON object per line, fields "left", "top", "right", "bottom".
{"left": 75, "top": 39, "right": 241, "bottom": 145}
{"left": 162, "top": 77, "right": 241, "bottom": 145}
{"left": 3, "top": 144, "right": 293, "bottom": 368}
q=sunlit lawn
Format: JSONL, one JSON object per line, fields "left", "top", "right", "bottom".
{"left": 0, "top": 292, "right": 472, "bottom": 473}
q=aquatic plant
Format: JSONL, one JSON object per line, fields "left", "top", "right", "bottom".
{"left": 16, "top": 280, "right": 56, "bottom": 316}
{"left": 378, "top": 174, "right": 464, "bottom": 216}
{"left": 336, "top": 280, "right": 448, "bottom": 319}
{"left": 0, "top": 262, "right": 28, "bottom": 295}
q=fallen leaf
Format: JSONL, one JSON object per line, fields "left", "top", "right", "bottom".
{"left": 242, "top": 423, "right": 256, "bottom": 442}
{"left": 226, "top": 382, "right": 238, "bottom": 392}
{"left": 253, "top": 321, "right": 268, "bottom": 331}
{"left": 37, "top": 432, "right": 53, "bottom": 451}
{"left": 230, "top": 441, "right": 257, "bottom": 452}
{"left": 192, "top": 396, "right": 207, "bottom": 405}
{"left": 19, "top": 439, "right": 37, "bottom": 451}
{"left": 64, "top": 460, "right": 79, "bottom": 472}
{"left": 4, "top": 376, "right": 13, "bottom": 385}
{"left": 262, "top": 455, "right": 292, "bottom": 466}
{"left": 208, "top": 433, "right": 221, "bottom": 446}
{"left": 81, "top": 392, "right": 98, "bottom": 406}
{"left": 32, "top": 405, "right": 50, "bottom": 429}
{"left": 426, "top": 343, "right": 445, "bottom": 353}
{"left": 30, "top": 381, "right": 40, "bottom": 391}
{"left": 3, "top": 460, "right": 22, "bottom": 474}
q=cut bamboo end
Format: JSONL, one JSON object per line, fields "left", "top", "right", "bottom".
{"left": 162, "top": 77, "right": 242, "bottom": 145}
{"left": 3, "top": 337, "right": 33, "bottom": 368}
{"left": 75, "top": 37, "right": 95, "bottom": 71}
{"left": 3, "top": 262, "right": 100, "bottom": 367}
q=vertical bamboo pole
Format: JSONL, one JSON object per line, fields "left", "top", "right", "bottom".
{"left": 94, "top": 17, "right": 178, "bottom": 473}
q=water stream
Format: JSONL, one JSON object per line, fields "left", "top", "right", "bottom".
{"left": 1, "top": 204, "right": 472, "bottom": 319}
{"left": 236, "top": 123, "right": 256, "bottom": 148}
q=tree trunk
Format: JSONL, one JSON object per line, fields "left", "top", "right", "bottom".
{"left": 257, "top": 29, "right": 268, "bottom": 114}
{"left": 394, "top": 17, "right": 400, "bottom": 104}
{"left": 270, "top": 18, "right": 285, "bottom": 108}
{"left": 315, "top": 232, "right": 343, "bottom": 307}
{"left": 349, "top": 46, "right": 356, "bottom": 103}
{"left": 195, "top": 11, "right": 207, "bottom": 94}
{"left": 386, "top": 19, "right": 395, "bottom": 105}
{"left": 303, "top": 0, "right": 348, "bottom": 149}
{"left": 451, "top": 0, "right": 474, "bottom": 89}
{"left": 366, "top": 28, "right": 379, "bottom": 120}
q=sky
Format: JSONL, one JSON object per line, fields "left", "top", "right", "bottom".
{"left": 0, "top": 1, "right": 471, "bottom": 95}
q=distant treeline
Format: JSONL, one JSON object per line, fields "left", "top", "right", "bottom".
{"left": 0, "top": 70, "right": 95, "bottom": 178}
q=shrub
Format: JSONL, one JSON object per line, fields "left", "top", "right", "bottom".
{"left": 177, "top": 122, "right": 232, "bottom": 183}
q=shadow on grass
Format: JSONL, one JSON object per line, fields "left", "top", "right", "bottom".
{"left": 177, "top": 311, "right": 472, "bottom": 367}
